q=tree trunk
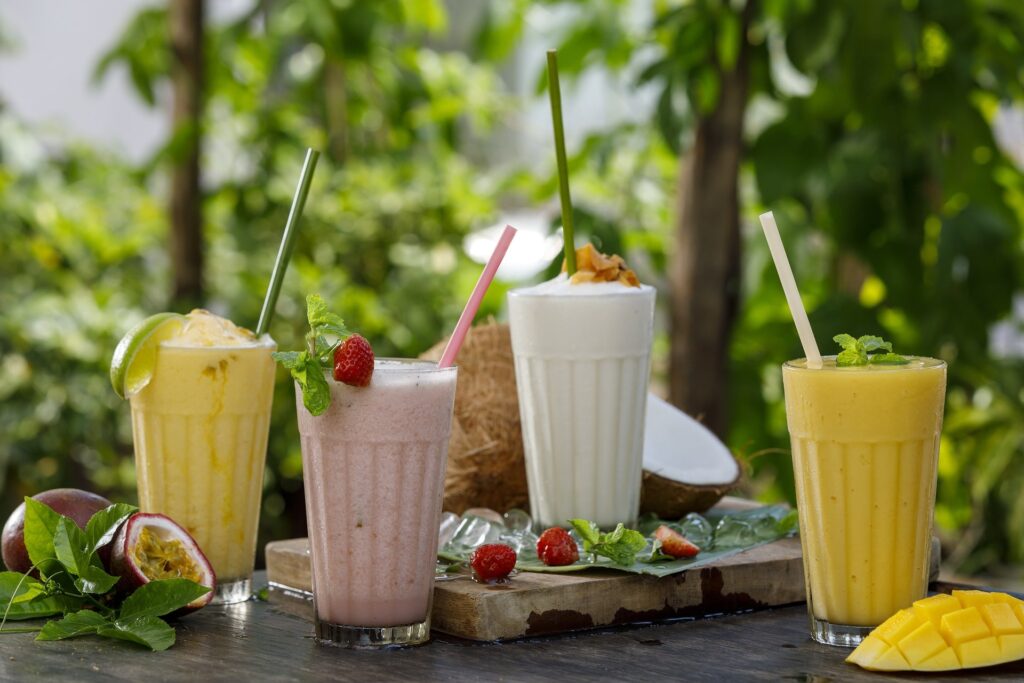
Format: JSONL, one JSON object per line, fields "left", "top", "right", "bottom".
{"left": 668, "top": 2, "right": 754, "bottom": 438}
{"left": 169, "top": 0, "right": 204, "bottom": 307}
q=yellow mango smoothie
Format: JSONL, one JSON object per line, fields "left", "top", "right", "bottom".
{"left": 782, "top": 356, "right": 946, "bottom": 646}
{"left": 128, "top": 310, "right": 276, "bottom": 604}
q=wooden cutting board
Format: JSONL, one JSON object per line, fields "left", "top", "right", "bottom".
{"left": 265, "top": 537, "right": 807, "bottom": 640}
{"left": 264, "top": 525, "right": 939, "bottom": 641}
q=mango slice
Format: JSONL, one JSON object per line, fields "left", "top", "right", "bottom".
{"left": 847, "top": 590, "right": 1024, "bottom": 672}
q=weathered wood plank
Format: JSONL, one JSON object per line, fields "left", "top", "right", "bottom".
{"left": 0, "top": 573, "right": 1021, "bottom": 682}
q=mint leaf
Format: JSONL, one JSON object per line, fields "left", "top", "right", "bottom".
{"left": 85, "top": 504, "right": 137, "bottom": 554}
{"left": 858, "top": 335, "right": 892, "bottom": 353}
{"left": 118, "top": 579, "right": 210, "bottom": 620}
{"left": 870, "top": 352, "right": 909, "bottom": 365}
{"left": 97, "top": 615, "right": 175, "bottom": 651}
{"left": 569, "top": 521, "right": 647, "bottom": 566}
{"left": 23, "top": 498, "right": 61, "bottom": 569}
{"left": 306, "top": 294, "right": 348, "bottom": 335}
{"left": 271, "top": 350, "right": 304, "bottom": 369}
{"left": 833, "top": 333, "right": 858, "bottom": 350}
{"left": 569, "top": 519, "right": 601, "bottom": 546}
{"left": 592, "top": 525, "right": 647, "bottom": 565}
{"left": 36, "top": 610, "right": 110, "bottom": 641}
{"left": 834, "top": 333, "right": 906, "bottom": 366}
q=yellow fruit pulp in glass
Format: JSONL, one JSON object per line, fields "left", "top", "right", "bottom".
{"left": 129, "top": 338, "right": 275, "bottom": 584}
{"left": 782, "top": 357, "right": 946, "bottom": 627}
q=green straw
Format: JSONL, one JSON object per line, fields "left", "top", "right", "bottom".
{"left": 256, "top": 148, "right": 320, "bottom": 336}
{"left": 546, "top": 49, "right": 576, "bottom": 275}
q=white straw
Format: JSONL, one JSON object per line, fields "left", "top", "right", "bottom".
{"left": 758, "top": 211, "right": 822, "bottom": 368}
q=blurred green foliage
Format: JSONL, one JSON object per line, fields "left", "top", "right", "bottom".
{"left": 1, "top": 0, "right": 1023, "bottom": 583}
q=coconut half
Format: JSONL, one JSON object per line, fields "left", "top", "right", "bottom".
{"left": 640, "top": 393, "right": 741, "bottom": 518}
{"left": 425, "top": 322, "right": 741, "bottom": 520}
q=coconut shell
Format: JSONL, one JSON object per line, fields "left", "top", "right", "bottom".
{"left": 639, "top": 469, "right": 741, "bottom": 519}
{"left": 421, "top": 322, "right": 528, "bottom": 514}
{"left": 423, "top": 322, "right": 738, "bottom": 519}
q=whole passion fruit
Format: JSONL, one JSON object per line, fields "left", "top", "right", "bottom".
{"left": 110, "top": 513, "right": 216, "bottom": 613}
{"left": 2, "top": 488, "right": 113, "bottom": 574}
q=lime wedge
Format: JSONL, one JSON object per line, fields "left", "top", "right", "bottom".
{"left": 110, "top": 313, "right": 185, "bottom": 399}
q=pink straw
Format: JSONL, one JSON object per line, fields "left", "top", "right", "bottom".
{"left": 438, "top": 225, "right": 518, "bottom": 368}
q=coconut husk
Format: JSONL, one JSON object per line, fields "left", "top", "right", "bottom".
{"left": 421, "top": 322, "right": 528, "bottom": 514}
{"left": 423, "top": 321, "right": 737, "bottom": 518}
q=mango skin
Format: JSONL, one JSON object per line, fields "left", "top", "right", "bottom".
{"left": 847, "top": 590, "right": 1024, "bottom": 672}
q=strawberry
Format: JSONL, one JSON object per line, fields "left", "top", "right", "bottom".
{"left": 470, "top": 543, "right": 517, "bottom": 582}
{"left": 333, "top": 334, "right": 374, "bottom": 387}
{"left": 653, "top": 524, "right": 700, "bottom": 559}
{"left": 536, "top": 527, "right": 579, "bottom": 566}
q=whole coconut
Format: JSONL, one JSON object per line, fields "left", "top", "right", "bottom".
{"left": 1, "top": 488, "right": 112, "bottom": 573}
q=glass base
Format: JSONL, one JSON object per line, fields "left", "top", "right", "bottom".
{"left": 212, "top": 578, "right": 252, "bottom": 605}
{"left": 810, "top": 614, "right": 873, "bottom": 647}
{"left": 314, "top": 618, "right": 430, "bottom": 649}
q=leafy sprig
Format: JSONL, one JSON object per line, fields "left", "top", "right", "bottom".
{"left": 0, "top": 499, "right": 209, "bottom": 651}
{"left": 569, "top": 520, "right": 648, "bottom": 566}
{"left": 833, "top": 334, "right": 909, "bottom": 366}
{"left": 272, "top": 294, "right": 351, "bottom": 416}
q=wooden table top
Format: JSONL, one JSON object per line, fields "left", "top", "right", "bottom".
{"left": 2, "top": 572, "right": 1022, "bottom": 682}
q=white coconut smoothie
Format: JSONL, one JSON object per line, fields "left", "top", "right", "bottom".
{"left": 508, "top": 261, "right": 655, "bottom": 529}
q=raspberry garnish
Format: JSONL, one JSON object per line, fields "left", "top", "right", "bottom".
{"left": 470, "top": 543, "right": 517, "bottom": 582}
{"left": 536, "top": 527, "right": 580, "bottom": 566}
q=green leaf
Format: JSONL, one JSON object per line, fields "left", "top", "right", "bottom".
{"left": 569, "top": 519, "right": 601, "bottom": 546}
{"left": 271, "top": 350, "right": 304, "bottom": 369}
{"left": 870, "top": 352, "right": 909, "bottom": 365}
{"left": 85, "top": 503, "right": 138, "bottom": 554}
{"left": 306, "top": 294, "right": 347, "bottom": 336}
{"left": 858, "top": 335, "right": 892, "bottom": 353}
{"left": 836, "top": 347, "right": 867, "bottom": 366}
{"left": 298, "top": 356, "right": 331, "bottom": 416}
{"left": 97, "top": 616, "right": 175, "bottom": 651}
{"left": 23, "top": 498, "right": 61, "bottom": 569}
{"left": 592, "top": 525, "right": 647, "bottom": 565}
{"left": 0, "top": 571, "right": 44, "bottom": 605}
{"left": 73, "top": 565, "right": 120, "bottom": 595}
{"left": 832, "top": 333, "right": 858, "bottom": 350}
{"left": 36, "top": 610, "right": 110, "bottom": 641}
{"left": 53, "top": 517, "right": 92, "bottom": 577}
{"left": 118, "top": 578, "right": 210, "bottom": 620}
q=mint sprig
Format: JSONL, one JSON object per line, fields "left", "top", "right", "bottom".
{"left": 0, "top": 499, "right": 210, "bottom": 651}
{"left": 569, "top": 520, "right": 648, "bottom": 566}
{"left": 833, "top": 333, "right": 909, "bottom": 366}
{"left": 272, "top": 294, "right": 351, "bottom": 416}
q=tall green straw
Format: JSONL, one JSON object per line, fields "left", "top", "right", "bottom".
{"left": 546, "top": 49, "right": 577, "bottom": 275}
{"left": 256, "top": 148, "right": 320, "bottom": 336}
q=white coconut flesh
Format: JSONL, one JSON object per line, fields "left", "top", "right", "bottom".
{"left": 127, "top": 514, "right": 215, "bottom": 589}
{"left": 643, "top": 393, "right": 740, "bottom": 485}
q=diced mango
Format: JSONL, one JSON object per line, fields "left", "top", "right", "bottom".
{"left": 954, "top": 589, "right": 994, "bottom": 609}
{"left": 956, "top": 635, "right": 1002, "bottom": 668}
{"left": 913, "top": 593, "right": 961, "bottom": 629}
{"left": 846, "top": 634, "right": 890, "bottom": 669}
{"left": 1000, "top": 633, "right": 1024, "bottom": 659}
{"left": 980, "top": 602, "right": 1023, "bottom": 635}
{"left": 875, "top": 608, "right": 919, "bottom": 646}
{"left": 940, "top": 606, "right": 990, "bottom": 644}
{"left": 848, "top": 590, "right": 1024, "bottom": 672}
{"left": 917, "top": 647, "right": 961, "bottom": 671}
{"left": 897, "top": 620, "right": 948, "bottom": 665}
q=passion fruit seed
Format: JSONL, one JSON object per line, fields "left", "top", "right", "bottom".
{"left": 132, "top": 526, "right": 204, "bottom": 583}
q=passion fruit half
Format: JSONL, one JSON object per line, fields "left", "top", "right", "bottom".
{"left": 110, "top": 513, "right": 216, "bottom": 613}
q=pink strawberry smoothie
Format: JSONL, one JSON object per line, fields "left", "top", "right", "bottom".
{"left": 296, "top": 360, "right": 457, "bottom": 628}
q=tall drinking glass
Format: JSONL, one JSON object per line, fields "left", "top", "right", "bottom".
{"left": 782, "top": 356, "right": 946, "bottom": 646}
{"left": 296, "top": 359, "right": 457, "bottom": 648}
{"left": 130, "top": 321, "right": 276, "bottom": 605}
{"left": 508, "top": 279, "right": 655, "bottom": 529}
